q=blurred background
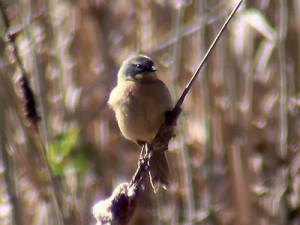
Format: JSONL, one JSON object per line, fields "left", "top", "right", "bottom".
{"left": 0, "top": 0, "right": 300, "bottom": 224}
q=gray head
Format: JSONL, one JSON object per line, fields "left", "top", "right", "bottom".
{"left": 118, "top": 54, "right": 157, "bottom": 81}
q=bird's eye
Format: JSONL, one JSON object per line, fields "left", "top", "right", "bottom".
{"left": 134, "top": 64, "right": 144, "bottom": 69}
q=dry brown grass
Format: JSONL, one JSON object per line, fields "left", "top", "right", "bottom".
{"left": 0, "top": 0, "right": 299, "bottom": 225}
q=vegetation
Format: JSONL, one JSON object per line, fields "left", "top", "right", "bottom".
{"left": 0, "top": 0, "right": 299, "bottom": 225}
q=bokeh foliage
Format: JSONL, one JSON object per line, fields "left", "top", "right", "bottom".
{"left": 0, "top": 0, "right": 299, "bottom": 225}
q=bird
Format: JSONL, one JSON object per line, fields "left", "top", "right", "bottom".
{"left": 108, "top": 54, "right": 172, "bottom": 192}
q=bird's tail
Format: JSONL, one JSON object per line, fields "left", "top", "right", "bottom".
{"left": 149, "top": 151, "right": 170, "bottom": 193}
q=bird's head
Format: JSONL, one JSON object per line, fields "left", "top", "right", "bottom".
{"left": 118, "top": 54, "right": 157, "bottom": 81}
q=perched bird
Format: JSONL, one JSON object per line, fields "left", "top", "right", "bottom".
{"left": 108, "top": 54, "right": 172, "bottom": 192}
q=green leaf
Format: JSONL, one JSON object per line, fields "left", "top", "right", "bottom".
{"left": 46, "top": 125, "right": 81, "bottom": 176}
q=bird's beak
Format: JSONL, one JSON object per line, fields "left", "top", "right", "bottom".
{"left": 150, "top": 65, "right": 157, "bottom": 72}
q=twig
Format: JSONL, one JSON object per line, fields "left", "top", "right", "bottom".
{"left": 153, "top": 0, "right": 244, "bottom": 150}
{"left": 173, "top": 0, "right": 244, "bottom": 112}
{"left": 92, "top": 1, "right": 244, "bottom": 224}
{"left": 129, "top": 145, "right": 151, "bottom": 187}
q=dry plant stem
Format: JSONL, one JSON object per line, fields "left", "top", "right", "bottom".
{"left": 93, "top": 146, "right": 149, "bottom": 225}
{"left": 129, "top": 144, "right": 150, "bottom": 187}
{"left": 277, "top": 0, "right": 288, "bottom": 159}
{"left": 169, "top": 3, "right": 195, "bottom": 223}
{"left": 0, "top": 72, "right": 50, "bottom": 197}
{"left": 174, "top": 0, "right": 244, "bottom": 112}
{"left": 277, "top": 0, "right": 289, "bottom": 222}
{"left": 0, "top": 90, "right": 22, "bottom": 225}
{"left": 0, "top": 3, "right": 66, "bottom": 225}
{"left": 153, "top": 0, "right": 244, "bottom": 150}
{"left": 93, "top": 1, "right": 244, "bottom": 224}
{"left": 0, "top": 2, "right": 40, "bottom": 131}
{"left": 0, "top": 143, "right": 22, "bottom": 225}
{"left": 197, "top": 0, "right": 216, "bottom": 220}
{"left": 24, "top": 6, "right": 49, "bottom": 146}
{"left": 153, "top": 2, "right": 230, "bottom": 54}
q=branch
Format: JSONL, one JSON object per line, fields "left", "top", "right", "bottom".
{"left": 93, "top": 1, "right": 244, "bottom": 224}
